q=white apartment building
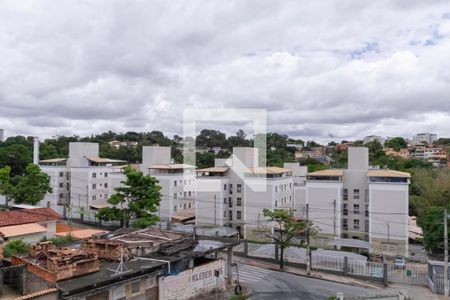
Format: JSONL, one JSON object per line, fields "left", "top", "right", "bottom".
{"left": 39, "top": 142, "right": 126, "bottom": 220}
{"left": 413, "top": 133, "right": 438, "bottom": 146}
{"left": 196, "top": 147, "right": 294, "bottom": 238}
{"left": 0, "top": 128, "right": 4, "bottom": 142}
{"left": 303, "top": 147, "right": 410, "bottom": 257}
{"left": 140, "top": 146, "right": 197, "bottom": 223}
{"left": 363, "top": 135, "right": 385, "bottom": 145}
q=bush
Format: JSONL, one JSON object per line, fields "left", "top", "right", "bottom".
{"left": 51, "top": 233, "right": 78, "bottom": 246}
{"left": 3, "top": 240, "right": 29, "bottom": 256}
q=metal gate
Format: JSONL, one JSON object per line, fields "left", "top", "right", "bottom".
{"left": 386, "top": 263, "right": 429, "bottom": 285}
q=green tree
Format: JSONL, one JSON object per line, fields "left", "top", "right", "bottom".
{"left": 10, "top": 164, "right": 52, "bottom": 205}
{"left": 97, "top": 166, "right": 161, "bottom": 228}
{"left": 196, "top": 152, "right": 215, "bottom": 169}
{"left": 196, "top": 129, "right": 227, "bottom": 149}
{"left": 262, "top": 208, "right": 306, "bottom": 269}
{"left": 0, "top": 144, "right": 33, "bottom": 176}
{"left": 384, "top": 137, "right": 407, "bottom": 151}
{"left": 420, "top": 205, "right": 450, "bottom": 251}
{"left": 0, "top": 166, "right": 13, "bottom": 206}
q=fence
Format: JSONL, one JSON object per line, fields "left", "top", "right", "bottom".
{"left": 235, "top": 241, "right": 431, "bottom": 287}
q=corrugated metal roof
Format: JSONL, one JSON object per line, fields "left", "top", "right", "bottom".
{"left": 197, "top": 166, "right": 229, "bottom": 173}
{"left": 248, "top": 167, "right": 290, "bottom": 174}
{"left": 0, "top": 223, "right": 47, "bottom": 237}
{"left": 307, "top": 169, "right": 344, "bottom": 176}
{"left": 149, "top": 164, "right": 196, "bottom": 170}
{"left": 85, "top": 157, "right": 126, "bottom": 163}
{"left": 39, "top": 158, "right": 67, "bottom": 163}
{"left": 368, "top": 169, "right": 411, "bottom": 178}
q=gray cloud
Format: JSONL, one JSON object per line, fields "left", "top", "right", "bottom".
{"left": 0, "top": 0, "right": 449, "bottom": 141}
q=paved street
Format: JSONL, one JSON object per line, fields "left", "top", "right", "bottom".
{"left": 232, "top": 263, "right": 376, "bottom": 300}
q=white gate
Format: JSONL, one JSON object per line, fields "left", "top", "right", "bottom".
{"left": 386, "top": 264, "right": 429, "bottom": 286}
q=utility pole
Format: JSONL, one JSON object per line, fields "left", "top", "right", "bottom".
{"left": 214, "top": 195, "right": 217, "bottom": 226}
{"left": 444, "top": 208, "right": 449, "bottom": 297}
{"left": 257, "top": 213, "right": 260, "bottom": 231}
{"left": 387, "top": 222, "right": 390, "bottom": 242}
{"left": 333, "top": 199, "right": 336, "bottom": 239}
{"left": 306, "top": 203, "right": 311, "bottom": 275}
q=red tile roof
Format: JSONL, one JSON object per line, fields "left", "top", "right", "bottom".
{"left": 0, "top": 208, "right": 62, "bottom": 227}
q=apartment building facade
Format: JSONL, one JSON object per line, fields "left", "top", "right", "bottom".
{"left": 304, "top": 147, "right": 410, "bottom": 256}
{"left": 39, "top": 142, "right": 126, "bottom": 220}
{"left": 196, "top": 147, "right": 294, "bottom": 238}
{"left": 140, "top": 146, "right": 197, "bottom": 222}
{"left": 412, "top": 133, "right": 438, "bottom": 146}
{"left": 363, "top": 135, "right": 385, "bottom": 145}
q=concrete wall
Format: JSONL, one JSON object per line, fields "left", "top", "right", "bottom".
{"left": 369, "top": 182, "right": 409, "bottom": 257}
{"left": 294, "top": 185, "right": 306, "bottom": 218}
{"left": 196, "top": 178, "right": 229, "bottom": 226}
{"left": 39, "top": 166, "right": 68, "bottom": 215}
{"left": 67, "top": 143, "right": 98, "bottom": 168}
{"left": 306, "top": 181, "right": 342, "bottom": 239}
{"left": 348, "top": 147, "right": 369, "bottom": 170}
{"left": 159, "top": 259, "right": 225, "bottom": 300}
{"left": 141, "top": 146, "right": 171, "bottom": 172}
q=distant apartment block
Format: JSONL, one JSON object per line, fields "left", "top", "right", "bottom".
{"left": 302, "top": 147, "right": 410, "bottom": 257}
{"left": 140, "top": 146, "right": 197, "bottom": 223}
{"left": 39, "top": 142, "right": 126, "bottom": 220}
{"left": 363, "top": 135, "right": 385, "bottom": 145}
{"left": 196, "top": 147, "right": 294, "bottom": 238}
{"left": 412, "top": 133, "right": 438, "bottom": 146}
{"left": 0, "top": 128, "right": 4, "bottom": 142}
{"left": 108, "top": 140, "right": 138, "bottom": 149}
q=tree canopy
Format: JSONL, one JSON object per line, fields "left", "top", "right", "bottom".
{"left": 262, "top": 208, "right": 306, "bottom": 269}
{"left": 97, "top": 166, "right": 161, "bottom": 228}
{"left": 384, "top": 137, "right": 407, "bottom": 151}
{"left": 9, "top": 164, "right": 52, "bottom": 205}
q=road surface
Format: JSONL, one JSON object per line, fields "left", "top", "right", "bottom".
{"left": 232, "top": 263, "right": 377, "bottom": 300}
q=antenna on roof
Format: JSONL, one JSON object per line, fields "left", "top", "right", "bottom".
{"left": 108, "top": 246, "right": 131, "bottom": 276}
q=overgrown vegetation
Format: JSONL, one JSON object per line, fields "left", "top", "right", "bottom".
{"left": 41, "top": 233, "right": 79, "bottom": 246}
{"left": 3, "top": 240, "right": 30, "bottom": 256}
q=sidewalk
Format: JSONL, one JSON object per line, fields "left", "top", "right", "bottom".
{"left": 231, "top": 255, "right": 383, "bottom": 290}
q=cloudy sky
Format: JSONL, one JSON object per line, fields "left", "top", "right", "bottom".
{"left": 1, "top": 0, "right": 450, "bottom": 142}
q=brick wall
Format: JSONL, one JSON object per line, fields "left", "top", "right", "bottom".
{"left": 11, "top": 256, "right": 57, "bottom": 284}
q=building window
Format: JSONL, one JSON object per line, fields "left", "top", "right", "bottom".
{"left": 275, "top": 186, "right": 278, "bottom": 193}
{"left": 104, "top": 183, "right": 108, "bottom": 188}
{"left": 104, "top": 194, "right": 108, "bottom": 198}
{"left": 131, "top": 281, "right": 140, "bottom": 294}
{"left": 59, "top": 193, "right": 64, "bottom": 199}
{"left": 173, "top": 193, "right": 177, "bottom": 199}
{"left": 224, "top": 184, "right": 227, "bottom": 191}
{"left": 354, "top": 189, "right": 360, "bottom": 200}
{"left": 353, "top": 219, "right": 360, "bottom": 230}
{"left": 237, "top": 211, "right": 242, "bottom": 220}
{"left": 92, "top": 172, "right": 96, "bottom": 178}
{"left": 229, "top": 184, "right": 233, "bottom": 194}
{"left": 237, "top": 184, "right": 242, "bottom": 193}
{"left": 188, "top": 202, "right": 191, "bottom": 209}
{"left": 92, "top": 184, "right": 96, "bottom": 189}
{"left": 229, "top": 210, "right": 233, "bottom": 221}
{"left": 237, "top": 197, "right": 242, "bottom": 206}
{"left": 343, "top": 188, "right": 348, "bottom": 201}
{"left": 59, "top": 172, "right": 64, "bottom": 177}
{"left": 290, "top": 183, "right": 292, "bottom": 189}
{"left": 343, "top": 204, "right": 348, "bottom": 216}
{"left": 183, "top": 203, "right": 186, "bottom": 209}
{"left": 105, "top": 172, "right": 108, "bottom": 178}
{"left": 365, "top": 219, "right": 369, "bottom": 233}
{"left": 223, "top": 211, "right": 226, "bottom": 218}
{"left": 92, "top": 195, "right": 96, "bottom": 201}
{"left": 228, "top": 197, "right": 232, "bottom": 208}
{"left": 59, "top": 182, "right": 64, "bottom": 188}
{"left": 275, "top": 200, "right": 277, "bottom": 207}
{"left": 183, "top": 192, "right": 187, "bottom": 198}
{"left": 353, "top": 204, "right": 359, "bottom": 214}
{"left": 224, "top": 198, "right": 227, "bottom": 204}
{"left": 173, "top": 206, "right": 177, "bottom": 212}
{"left": 343, "top": 218, "right": 348, "bottom": 230}
{"left": 365, "top": 189, "right": 369, "bottom": 202}
{"left": 188, "top": 191, "right": 192, "bottom": 196}
{"left": 365, "top": 204, "right": 369, "bottom": 217}
{"left": 174, "top": 181, "right": 177, "bottom": 187}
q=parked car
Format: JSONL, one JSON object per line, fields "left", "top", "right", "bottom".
{"left": 394, "top": 256, "right": 406, "bottom": 269}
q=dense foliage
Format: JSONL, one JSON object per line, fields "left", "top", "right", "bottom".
{"left": 3, "top": 240, "right": 30, "bottom": 257}
{"left": 97, "top": 166, "right": 161, "bottom": 228}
